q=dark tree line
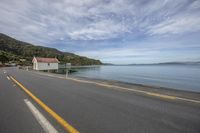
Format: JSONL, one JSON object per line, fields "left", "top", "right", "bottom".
{"left": 0, "top": 33, "right": 102, "bottom": 66}
{"left": 0, "top": 52, "right": 9, "bottom": 64}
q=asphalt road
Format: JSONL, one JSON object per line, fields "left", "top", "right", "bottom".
{"left": 0, "top": 67, "right": 200, "bottom": 133}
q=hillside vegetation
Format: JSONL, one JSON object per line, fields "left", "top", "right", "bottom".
{"left": 0, "top": 33, "right": 102, "bottom": 66}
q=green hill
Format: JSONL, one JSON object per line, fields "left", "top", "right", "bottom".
{"left": 0, "top": 33, "right": 102, "bottom": 66}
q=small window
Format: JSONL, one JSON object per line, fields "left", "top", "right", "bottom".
{"left": 48, "top": 63, "right": 50, "bottom": 66}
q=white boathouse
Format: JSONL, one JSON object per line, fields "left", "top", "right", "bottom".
{"left": 32, "top": 57, "right": 60, "bottom": 70}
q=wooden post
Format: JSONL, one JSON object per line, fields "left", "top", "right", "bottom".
{"left": 66, "top": 63, "right": 71, "bottom": 78}
{"left": 66, "top": 69, "right": 68, "bottom": 78}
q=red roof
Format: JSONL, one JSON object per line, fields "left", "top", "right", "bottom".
{"left": 33, "top": 57, "right": 60, "bottom": 63}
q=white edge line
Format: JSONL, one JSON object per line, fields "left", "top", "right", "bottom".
{"left": 33, "top": 72, "right": 200, "bottom": 104}
{"left": 176, "top": 97, "right": 200, "bottom": 104}
{"left": 7, "top": 76, "right": 10, "bottom": 80}
{"left": 24, "top": 99, "right": 58, "bottom": 133}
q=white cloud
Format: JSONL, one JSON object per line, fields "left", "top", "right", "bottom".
{"left": 76, "top": 37, "right": 200, "bottom": 63}
{"left": 0, "top": 0, "right": 200, "bottom": 43}
{"left": 68, "top": 19, "right": 128, "bottom": 40}
{"left": 1, "top": 0, "right": 200, "bottom": 63}
{"left": 147, "top": 12, "right": 200, "bottom": 35}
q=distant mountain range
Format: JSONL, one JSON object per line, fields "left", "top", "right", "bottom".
{"left": 124, "top": 62, "right": 200, "bottom": 66}
{"left": 0, "top": 33, "right": 102, "bottom": 65}
{"left": 155, "top": 62, "right": 200, "bottom": 65}
{"left": 105, "top": 62, "right": 200, "bottom": 66}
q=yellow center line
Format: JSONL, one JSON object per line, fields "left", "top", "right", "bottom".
{"left": 10, "top": 76, "right": 79, "bottom": 133}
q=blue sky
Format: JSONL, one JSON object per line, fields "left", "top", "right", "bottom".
{"left": 0, "top": 0, "right": 200, "bottom": 64}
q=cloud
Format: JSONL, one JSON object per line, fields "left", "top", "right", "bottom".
{"left": 1, "top": 0, "right": 199, "bottom": 43}
{"left": 77, "top": 45, "right": 200, "bottom": 64}
{"left": 146, "top": 6, "right": 200, "bottom": 35}
{"left": 0, "top": 0, "right": 200, "bottom": 63}
{"left": 76, "top": 36, "right": 200, "bottom": 64}
{"left": 68, "top": 19, "right": 128, "bottom": 40}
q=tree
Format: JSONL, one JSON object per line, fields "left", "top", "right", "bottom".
{"left": 0, "top": 54, "right": 9, "bottom": 64}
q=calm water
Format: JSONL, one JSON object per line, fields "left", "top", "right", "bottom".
{"left": 70, "top": 65, "right": 200, "bottom": 92}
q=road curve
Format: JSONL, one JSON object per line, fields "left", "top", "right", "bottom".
{"left": 1, "top": 67, "right": 200, "bottom": 133}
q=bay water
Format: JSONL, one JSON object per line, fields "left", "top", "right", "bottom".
{"left": 69, "top": 64, "right": 200, "bottom": 92}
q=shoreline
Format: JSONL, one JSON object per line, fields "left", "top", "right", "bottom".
{"left": 71, "top": 76, "right": 200, "bottom": 100}
{"left": 27, "top": 68, "right": 200, "bottom": 102}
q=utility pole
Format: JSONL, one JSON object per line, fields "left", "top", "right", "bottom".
{"left": 66, "top": 63, "right": 71, "bottom": 78}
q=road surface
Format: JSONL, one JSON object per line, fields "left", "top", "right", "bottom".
{"left": 0, "top": 67, "right": 200, "bottom": 133}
